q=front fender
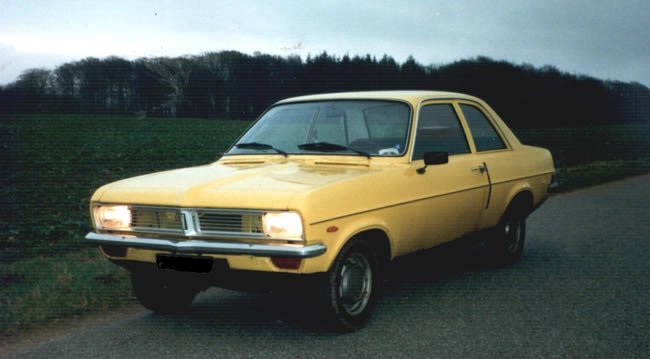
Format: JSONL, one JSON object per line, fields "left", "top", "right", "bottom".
{"left": 301, "top": 213, "right": 394, "bottom": 273}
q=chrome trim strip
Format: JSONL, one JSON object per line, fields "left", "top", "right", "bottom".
{"left": 86, "top": 232, "right": 326, "bottom": 258}
{"left": 190, "top": 230, "right": 267, "bottom": 239}
{"left": 455, "top": 100, "right": 513, "bottom": 150}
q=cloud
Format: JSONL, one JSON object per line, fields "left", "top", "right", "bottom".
{"left": 0, "top": 41, "right": 72, "bottom": 85}
{"left": 1, "top": 0, "right": 649, "bottom": 86}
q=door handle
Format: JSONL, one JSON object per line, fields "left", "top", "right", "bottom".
{"left": 472, "top": 165, "right": 487, "bottom": 173}
{"left": 472, "top": 162, "right": 492, "bottom": 209}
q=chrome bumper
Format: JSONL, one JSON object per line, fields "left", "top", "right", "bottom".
{"left": 85, "top": 232, "right": 327, "bottom": 258}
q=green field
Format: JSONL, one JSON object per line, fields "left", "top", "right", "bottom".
{"left": 1, "top": 114, "right": 250, "bottom": 262}
{"left": 1, "top": 114, "right": 649, "bottom": 333}
{"left": 515, "top": 124, "right": 650, "bottom": 190}
{"left": 0, "top": 114, "right": 250, "bottom": 333}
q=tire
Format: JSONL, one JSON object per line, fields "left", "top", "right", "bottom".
{"left": 488, "top": 208, "right": 526, "bottom": 265}
{"left": 130, "top": 271, "right": 199, "bottom": 314}
{"left": 319, "top": 239, "right": 380, "bottom": 332}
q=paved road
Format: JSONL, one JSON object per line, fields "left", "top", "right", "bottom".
{"left": 6, "top": 175, "right": 650, "bottom": 358}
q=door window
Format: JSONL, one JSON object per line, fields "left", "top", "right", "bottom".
{"left": 413, "top": 104, "right": 470, "bottom": 160}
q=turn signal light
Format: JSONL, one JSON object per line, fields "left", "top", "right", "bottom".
{"left": 271, "top": 257, "right": 303, "bottom": 270}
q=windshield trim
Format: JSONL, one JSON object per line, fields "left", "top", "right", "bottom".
{"left": 223, "top": 99, "right": 414, "bottom": 158}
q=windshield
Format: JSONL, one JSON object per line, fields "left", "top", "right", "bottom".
{"left": 226, "top": 100, "right": 411, "bottom": 157}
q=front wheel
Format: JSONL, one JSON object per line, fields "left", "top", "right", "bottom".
{"left": 320, "top": 239, "right": 379, "bottom": 331}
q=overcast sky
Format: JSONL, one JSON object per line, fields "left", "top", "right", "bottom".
{"left": 1, "top": 0, "right": 649, "bottom": 86}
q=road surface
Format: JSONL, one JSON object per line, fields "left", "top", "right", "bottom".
{"left": 4, "top": 175, "right": 650, "bottom": 358}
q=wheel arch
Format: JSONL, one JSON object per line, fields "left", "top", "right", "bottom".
{"left": 329, "top": 227, "right": 392, "bottom": 271}
{"left": 504, "top": 189, "right": 534, "bottom": 219}
{"left": 351, "top": 228, "right": 392, "bottom": 265}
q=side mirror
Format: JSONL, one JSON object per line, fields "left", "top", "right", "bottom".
{"left": 417, "top": 151, "right": 448, "bottom": 174}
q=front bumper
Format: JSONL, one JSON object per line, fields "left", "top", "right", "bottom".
{"left": 85, "top": 232, "right": 327, "bottom": 258}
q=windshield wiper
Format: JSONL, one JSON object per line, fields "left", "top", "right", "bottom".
{"left": 297, "top": 142, "right": 371, "bottom": 159}
{"left": 235, "top": 142, "right": 288, "bottom": 157}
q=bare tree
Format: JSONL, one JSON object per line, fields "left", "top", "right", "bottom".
{"left": 103, "top": 56, "right": 133, "bottom": 113}
{"left": 143, "top": 57, "right": 193, "bottom": 117}
{"left": 54, "top": 63, "right": 81, "bottom": 97}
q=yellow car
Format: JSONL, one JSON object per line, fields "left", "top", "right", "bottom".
{"left": 87, "top": 91, "right": 555, "bottom": 331}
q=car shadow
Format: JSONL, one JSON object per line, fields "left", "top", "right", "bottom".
{"left": 135, "top": 232, "right": 568, "bottom": 337}
{"left": 137, "top": 236, "right": 517, "bottom": 334}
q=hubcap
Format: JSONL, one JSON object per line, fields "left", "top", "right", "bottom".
{"left": 338, "top": 253, "right": 372, "bottom": 316}
{"left": 505, "top": 218, "right": 522, "bottom": 253}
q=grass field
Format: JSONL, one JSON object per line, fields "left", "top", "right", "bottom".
{"left": 515, "top": 124, "right": 650, "bottom": 190}
{"left": 1, "top": 113, "right": 649, "bottom": 333}
{"left": 0, "top": 114, "right": 250, "bottom": 333}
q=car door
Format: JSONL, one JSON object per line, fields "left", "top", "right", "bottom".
{"left": 409, "top": 101, "right": 490, "bottom": 250}
{"left": 456, "top": 101, "right": 512, "bottom": 229}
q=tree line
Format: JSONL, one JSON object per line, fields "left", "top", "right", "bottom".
{"left": 1, "top": 51, "right": 648, "bottom": 128}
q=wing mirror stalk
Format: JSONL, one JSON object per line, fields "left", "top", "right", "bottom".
{"left": 417, "top": 152, "right": 448, "bottom": 174}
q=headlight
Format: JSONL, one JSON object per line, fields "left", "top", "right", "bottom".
{"left": 94, "top": 205, "right": 131, "bottom": 230}
{"left": 262, "top": 212, "right": 303, "bottom": 240}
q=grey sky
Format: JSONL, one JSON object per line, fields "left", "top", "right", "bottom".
{"left": 1, "top": 0, "right": 649, "bottom": 86}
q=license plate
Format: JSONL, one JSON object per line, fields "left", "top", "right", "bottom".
{"left": 156, "top": 255, "right": 222, "bottom": 273}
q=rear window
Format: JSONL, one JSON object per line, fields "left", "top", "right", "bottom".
{"left": 460, "top": 104, "right": 506, "bottom": 152}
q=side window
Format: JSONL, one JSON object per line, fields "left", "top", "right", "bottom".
{"left": 460, "top": 104, "right": 506, "bottom": 151}
{"left": 412, "top": 104, "right": 470, "bottom": 160}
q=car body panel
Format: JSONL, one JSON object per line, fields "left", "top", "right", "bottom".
{"left": 88, "top": 91, "right": 555, "bottom": 275}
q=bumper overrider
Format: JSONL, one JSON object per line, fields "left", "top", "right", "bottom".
{"left": 85, "top": 232, "right": 327, "bottom": 258}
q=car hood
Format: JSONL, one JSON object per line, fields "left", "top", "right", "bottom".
{"left": 96, "top": 159, "right": 380, "bottom": 213}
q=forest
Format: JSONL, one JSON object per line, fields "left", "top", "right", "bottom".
{"left": 1, "top": 51, "right": 649, "bottom": 128}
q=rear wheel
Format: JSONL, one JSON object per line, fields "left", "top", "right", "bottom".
{"left": 320, "top": 239, "right": 379, "bottom": 331}
{"left": 488, "top": 208, "right": 526, "bottom": 265}
{"left": 131, "top": 271, "right": 199, "bottom": 314}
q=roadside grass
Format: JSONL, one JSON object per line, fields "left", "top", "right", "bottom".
{"left": 1, "top": 114, "right": 649, "bottom": 335}
{"left": 513, "top": 124, "right": 650, "bottom": 192}
{"left": 552, "top": 157, "right": 650, "bottom": 192}
{"left": 0, "top": 248, "right": 131, "bottom": 334}
{"left": 513, "top": 124, "right": 650, "bottom": 168}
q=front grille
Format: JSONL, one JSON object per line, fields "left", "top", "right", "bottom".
{"left": 196, "top": 211, "right": 263, "bottom": 234}
{"left": 131, "top": 208, "right": 184, "bottom": 232}
{"left": 101, "top": 205, "right": 287, "bottom": 240}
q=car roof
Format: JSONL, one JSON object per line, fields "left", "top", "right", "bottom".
{"left": 275, "top": 90, "right": 481, "bottom": 106}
